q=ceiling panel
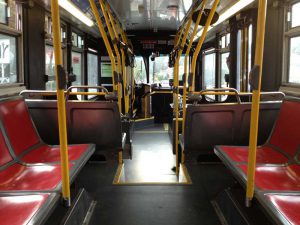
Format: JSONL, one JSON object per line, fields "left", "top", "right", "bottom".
{"left": 107, "top": 0, "right": 244, "bottom": 31}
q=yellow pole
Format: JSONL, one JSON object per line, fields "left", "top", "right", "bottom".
{"left": 89, "top": 0, "right": 120, "bottom": 110}
{"left": 51, "top": 0, "right": 71, "bottom": 206}
{"left": 246, "top": 0, "right": 267, "bottom": 207}
{"left": 100, "top": 0, "right": 122, "bottom": 112}
{"left": 191, "top": 0, "right": 220, "bottom": 92}
{"left": 174, "top": 10, "right": 195, "bottom": 176}
{"left": 118, "top": 23, "right": 135, "bottom": 114}
{"left": 108, "top": 5, "right": 130, "bottom": 114}
{"left": 182, "top": 0, "right": 207, "bottom": 136}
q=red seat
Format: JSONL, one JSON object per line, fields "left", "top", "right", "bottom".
{"left": 215, "top": 99, "right": 300, "bottom": 164}
{"left": 0, "top": 163, "right": 72, "bottom": 191}
{"left": 0, "top": 127, "right": 72, "bottom": 192}
{"left": 21, "top": 144, "right": 90, "bottom": 163}
{"left": 0, "top": 97, "right": 94, "bottom": 164}
{"left": 0, "top": 193, "right": 58, "bottom": 225}
{"left": 263, "top": 194, "right": 300, "bottom": 225}
{"left": 239, "top": 164, "right": 300, "bottom": 191}
{"left": 218, "top": 145, "right": 289, "bottom": 164}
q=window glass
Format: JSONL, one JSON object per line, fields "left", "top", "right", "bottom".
{"left": 87, "top": 53, "right": 98, "bottom": 98}
{"left": 72, "top": 32, "right": 78, "bottom": 47}
{"left": 101, "top": 62, "right": 112, "bottom": 78}
{"left": 288, "top": 36, "right": 300, "bottom": 83}
{"left": 0, "top": 34, "right": 17, "bottom": 84}
{"left": 292, "top": 2, "right": 300, "bottom": 28}
{"left": 221, "top": 36, "right": 226, "bottom": 48}
{"left": 72, "top": 51, "right": 82, "bottom": 85}
{"left": 220, "top": 53, "right": 229, "bottom": 88}
{"left": 149, "top": 55, "right": 185, "bottom": 86}
{"left": 0, "top": 0, "right": 7, "bottom": 24}
{"left": 226, "top": 33, "right": 231, "bottom": 47}
{"left": 45, "top": 45, "right": 56, "bottom": 90}
{"left": 134, "top": 56, "right": 147, "bottom": 84}
{"left": 88, "top": 53, "right": 98, "bottom": 86}
{"left": 203, "top": 53, "right": 216, "bottom": 89}
{"left": 248, "top": 24, "right": 253, "bottom": 91}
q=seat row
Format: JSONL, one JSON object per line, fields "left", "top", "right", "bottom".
{"left": 214, "top": 98, "right": 300, "bottom": 225}
{"left": 0, "top": 96, "right": 95, "bottom": 225}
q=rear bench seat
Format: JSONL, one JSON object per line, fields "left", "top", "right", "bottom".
{"left": 214, "top": 98, "right": 300, "bottom": 225}
{"left": 181, "top": 101, "right": 281, "bottom": 160}
{"left": 0, "top": 193, "right": 59, "bottom": 225}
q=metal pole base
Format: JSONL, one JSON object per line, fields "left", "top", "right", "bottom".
{"left": 245, "top": 197, "right": 252, "bottom": 208}
{"left": 62, "top": 197, "right": 71, "bottom": 208}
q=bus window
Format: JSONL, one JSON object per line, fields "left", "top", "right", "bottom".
{"left": 45, "top": 45, "right": 56, "bottom": 90}
{"left": 87, "top": 52, "right": 98, "bottom": 99}
{"left": 292, "top": 2, "right": 300, "bottom": 28}
{"left": 134, "top": 56, "right": 147, "bottom": 84}
{"left": 0, "top": 33, "right": 17, "bottom": 85}
{"left": 149, "top": 55, "right": 185, "bottom": 86}
{"left": 237, "top": 24, "right": 252, "bottom": 92}
{"left": 203, "top": 51, "right": 216, "bottom": 90}
{"left": 72, "top": 51, "right": 82, "bottom": 86}
{"left": 288, "top": 36, "right": 300, "bottom": 83}
{"left": 220, "top": 52, "right": 229, "bottom": 88}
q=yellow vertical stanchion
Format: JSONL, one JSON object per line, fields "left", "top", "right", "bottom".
{"left": 51, "top": 0, "right": 71, "bottom": 206}
{"left": 117, "top": 21, "right": 134, "bottom": 114}
{"left": 191, "top": 0, "right": 220, "bottom": 92}
{"left": 107, "top": 5, "right": 130, "bottom": 114}
{"left": 246, "top": 0, "right": 268, "bottom": 207}
{"left": 100, "top": 0, "right": 122, "bottom": 113}
{"left": 89, "top": 0, "right": 120, "bottom": 110}
{"left": 182, "top": 0, "right": 207, "bottom": 138}
{"left": 173, "top": 10, "right": 195, "bottom": 176}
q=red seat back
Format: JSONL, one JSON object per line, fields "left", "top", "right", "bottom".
{"left": 269, "top": 99, "right": 300, "bottom": 156}
{"left": 0, "top": 97, "right": 40, "bottom": 156}
{"left": 0, "top": 130, "right": 13, "bottom": 166}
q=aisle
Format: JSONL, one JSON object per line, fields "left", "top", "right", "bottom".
{"left": 114, "top": 123, "right": 191, "bottom": 184}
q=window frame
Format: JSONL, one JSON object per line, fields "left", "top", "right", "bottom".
{"left": 0, "top": 28, "right": 23, "bottom": 87}
{"left": 282, "top": 0, "right": 300, "bottom": 88}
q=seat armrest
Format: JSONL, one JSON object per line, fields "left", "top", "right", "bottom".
{"left": 121, "top": 133, "right": 127, "bottom": 150}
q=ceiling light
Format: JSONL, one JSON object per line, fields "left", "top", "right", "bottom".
{"left": 194, "top": 0, "right": 255, "bottom": 40}
{"left": 59, "top": 0, "right": 94, "bottom": 27}
{"left": 214, "top": 0, "right": 255, "bottom": 27}
{"left": 167, "top": 5, "right": 179, "bottom": 10}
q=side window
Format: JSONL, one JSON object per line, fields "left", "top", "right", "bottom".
{"left": 0, "top": 0, "right": 8, "bottom": 24}
{"left": 284, "top": 1, "right": 300, "bottom": 85}
{"left": 0, "top": 33, "right": 18, "bottom": 84}
{"left": 202, "top": 49, "right": 216, "bottom": 90}
{"left": 219, "top": 33, "right": 231, "bottom": 89}
{"left": 134, "top": 56, "right": 147, "bottom": 84}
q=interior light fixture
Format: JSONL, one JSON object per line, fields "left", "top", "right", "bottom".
{"left": 194, "top": 0, "right": 255, "bottom": 40}
{"left": 59, "top": 0, "right": 94, "bottom": 27}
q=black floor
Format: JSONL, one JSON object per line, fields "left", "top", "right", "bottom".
{"left": 47, "top": 124, "right": 236, "bottom": 225}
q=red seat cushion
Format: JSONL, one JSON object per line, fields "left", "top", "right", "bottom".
{"left": 269, "top": 101, "right": 300, "bottom": 156}
{"left": 265, "top": 194, "right": 300, "bottom": 225}
{"left": 0, "top": 194, "right": 50, "bottom": 225}
{"left": 220, "top": 146, "right": 288, "bottom": 164}
{"left": 0, "top": 163, "right": 72, "bottom": 191}
{"left": 21, "top": 144, "right": 90, "bottom": 163}
{"left": 239, "top": 164, "right": 300, "bottom": 191}
{"left": 0, "top": 98, "right": 40, "bottom": 155}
